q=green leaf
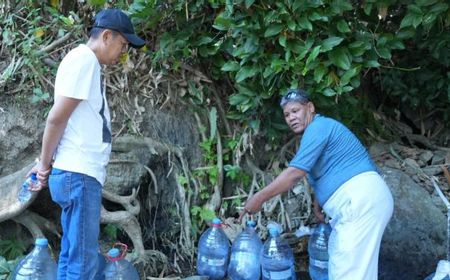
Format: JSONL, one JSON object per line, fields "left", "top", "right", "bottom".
{"left": 235, "top": 66, "right": 258, "bottom": 82}
{"left": 306, "top": 45, "right": 321, "bottom": 65}
{"left": 415, "top": 0, "right": 438, "bottom": 6}
{"left": 430, "top": 3, "right": 449, "bottom": 13}
{"left": 245, "top": 0, "right": 255, "bottom": 9}
{"left": 279, "top": 35, "right": 287, "bottom": 47}
{"left": 400, "top": 13, "right": 415, "bottom": 28}
{"left": 363, "top": 3, "right": 373, "bottom": 15}
{"left": 229, "top": 94, "right": 250, "bottom": 105}
{"left": 264, "top": 24, "right": 283, "bottom": 37}
{"left": 377, "top": 47, "right": 391, "bottom": 59}
{"left": 328, "top": 47, "right": 351, "bottom": 70}
{"left": 323, "top": 88, "right": 336, "bottom": 96}
{"left": 87, "top": 0, "right": 106, "bottom": 6}
{"left": 321, "top": 36, "right": 344, "bottom": 52}
{"left": 298, "top": 16, "right": 313, "bottom": 31}
{"left": 213, "top": 14, "right": 233, "bottom": 30}
{"left": 287, "top": 19, "right": 297, "bottom": 31}
{"left": 337, "top": 20, "right": 350, "bottom": 33}
{"left": 396, "top": 28, "right": 416, "bottom": 39}
{"left": 221, "top": 61, "right": 240, "bottom": 72}
{"left": 365, "top": 60, "right": 380, "bottom": 67}
{"left": 340, "top": 66, "right": 360, "bottom": 85}
{"left": 314, "top": 64, "right": 328, "bottom": 83}
{"left": 196, "top": 36, "right": 213, "bottom": 46}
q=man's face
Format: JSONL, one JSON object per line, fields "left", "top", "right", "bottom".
{"left": 102, "top": 30, "right": 128, "bottom": 65}
{"left": 283, "top": 101, "right": 315, "bottom": 134}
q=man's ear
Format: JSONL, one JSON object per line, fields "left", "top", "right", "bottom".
{"left": 307, "top": 102, "right": 315, "bottom": 114}
{"left": 101, "top": 29, "right": 113, "bottom": 44}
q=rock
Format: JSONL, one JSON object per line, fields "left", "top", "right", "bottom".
{"left": 379, "top": 167, "right": 447, "bottom": 280}
{"left": 384, "top": 158, "right": 402, "bottom": 169}
{"left": 419, "top": 151, "right": 434, "bottom": 164}
{"left": 422, "top": 166, "right": 443, "bottom": 176}
{"left": 431, "top": 152, "right": 446, "bottom": 165}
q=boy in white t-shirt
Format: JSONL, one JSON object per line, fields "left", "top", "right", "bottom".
{"left": 27, "top": 8, "right": 145, "bottom": 279}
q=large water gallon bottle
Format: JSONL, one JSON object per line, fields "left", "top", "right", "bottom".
{"left": 103, "top": 248, "right": 140, "bottom": 280}
{"left": 308, "top": 223, "right": 332, "bottom": 280}
{"left": 12, "top": 238, "right": 57, "bottom": 280}
{"left": 18, "top": 173, "right": 38, "bottom": 203}
{"left": 261, "top": 227, "right": 296, "bottom": 280}
{"left": 197, "top": 217, "right": 230, "bottom": 280}
{"left": 228, "top": 220, "right": 263, "bottom": 280}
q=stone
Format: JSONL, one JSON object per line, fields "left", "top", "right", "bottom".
{"left": 379, "top": 167, "right": 447, "bottom": 280}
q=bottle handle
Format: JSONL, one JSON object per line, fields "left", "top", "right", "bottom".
{"left": 106, "top": 242, "right": 128, "bottom": 262}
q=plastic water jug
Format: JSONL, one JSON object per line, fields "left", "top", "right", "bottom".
{"left": 308, "top": 223, "right": 331, "bottom": 280}
{"left": 228, "top": 220, "right": 263, "bottom": 280}
{"left": 197, "top": 217, "right": 230, "bottom": 280}
{"left": 12, "top": 238, "right": 57, "bottom": 280}
{"left": 103, "top": 247, "right": 139, "bottom": 280}
{"left": 261, "top": 227, "right": 296, "bottom": 280}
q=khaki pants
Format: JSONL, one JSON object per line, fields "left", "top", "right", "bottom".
{"left": 323, "top": 171, "right": 394, "bottom": 280}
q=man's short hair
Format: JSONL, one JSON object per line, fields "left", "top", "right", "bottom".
{"left": 89, "top": 27, "right": 120, "bottom": 39}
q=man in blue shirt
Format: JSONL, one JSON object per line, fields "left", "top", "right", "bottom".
{"left": 241, "top": 89, "right": 393, "bottom": 280}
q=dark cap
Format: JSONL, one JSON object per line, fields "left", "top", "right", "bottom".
{"left": 280, "top": 89, "right": 310, "bottom": 107}
{"left": 93, "top": 8, "right": 145, "bottom": 48}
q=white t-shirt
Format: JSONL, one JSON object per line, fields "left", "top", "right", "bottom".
{"left": 52, "top": 44, "right": 112, "bottom": 185}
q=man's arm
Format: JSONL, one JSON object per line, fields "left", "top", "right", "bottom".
{"left": 30, "top": 96, "right": 81, "bottom": 189}
{"left": 240, "top": 167, "right": 306, "bottom": 217}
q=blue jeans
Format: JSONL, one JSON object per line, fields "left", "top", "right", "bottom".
{"left": 49, "top": 168, "right": 102, "bottom": 280}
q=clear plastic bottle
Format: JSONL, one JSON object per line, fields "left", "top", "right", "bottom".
{"left": 197, "top": 217, "right": 230, "bottom": 280}
{"left": 308, "top": 223, "right": 332, "bottom": 280}
{"left": 103, "top": 248, "right": 140, "bottom": 280}
{"left": 228, "top": 220, "right": 263, "bottom": 280}
{"left": 18, "top": 173, "right": 39, "bottom": 203}
{"left": 12, "top": 238, "right": 57, "bottom": 280}
{"left": 261, "top": 227, "right": 296, "bottom": 280}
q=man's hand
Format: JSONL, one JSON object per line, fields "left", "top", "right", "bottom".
{"left": 238, "top": 192, "right": 264, "bottom": 223}
{"left": 313, "top": 198, "right": 325, "bottom": 223}
{"left": 26, "top": 161, "right": 52, "bottom": 191}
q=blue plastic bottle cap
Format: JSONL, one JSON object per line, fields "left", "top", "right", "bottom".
{"left": 212, "top": 217, "right": 221, "bottom": 225}
{"left": 108, "top": 248, "right": 120, "bottom": 258}
{"left": 31, "top": 173, "right": 37, "bottom": 180}
{"left": 269, "top": 227, "right": 279, "bottom": 237}
{"left": 35, "top": 238, "right": 48, "bottom": 246}
{"left": 246, "top": 220, "right": 256, "bottom": 227}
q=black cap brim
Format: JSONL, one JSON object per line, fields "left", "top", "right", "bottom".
{"left": 123, "top": 33, "right": 145, "bottom": 48}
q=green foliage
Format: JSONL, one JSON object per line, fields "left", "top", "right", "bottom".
{"left": 190, "top": 205, "right": 216, "bottom": 233}
{"left": 373, "top": 0, "right": 450, "bottom": 125}
{"left": 0, "top": 256, "right": 22, "bottom": 280}
{"left": 0, "top": 239, "right": 26, "bottom": 261}
{"left": 127, "top": 0, "right": 450, "bottom": 140}
{"left": 0, "top": 2, "right": 82, "bottom": 105}
{"left": 102, "top": 224, "right": 119, "bottom": 241}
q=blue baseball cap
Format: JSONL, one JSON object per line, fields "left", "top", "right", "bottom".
{"left": 93, "top": 8, "right": 145, "bottom": 48}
